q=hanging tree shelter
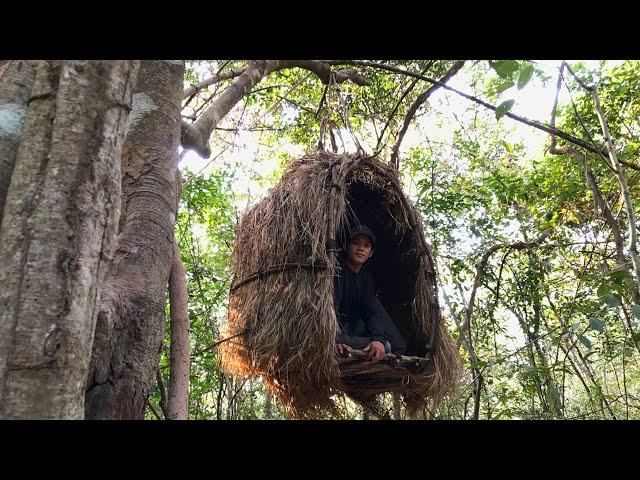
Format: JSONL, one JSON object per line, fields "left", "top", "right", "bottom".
{"left": 221, "top": 151, "right": 461, "bottom": 418}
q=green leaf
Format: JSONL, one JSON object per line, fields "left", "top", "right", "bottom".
{"left": 578, "top": 334, "right": 592, "bottom": 350}
{"left": 490, "top": 60, "right": 520, "bottom": 77}
{"left": 517, "top": 64, "right": 534, "bottom": 89}
{"left": 633, "top": 303, "right": 640, "bottom": 320}
{"left": 588, "top": 317, "right": 605, "bottom": 332}
{"left": 607, "top": 268, "right": 632, "bottom": 281}
{"left": 604, "top": 293, "right": 621, "bottom": 308}
{"left": 496, "top": 80, "right": 515, "bottom": 94}
{"left": 501, "top": 140, "right": 514, "bottom": 153}
{"left": 495, "top": 99, "right": 515, "bottom": 120}
{"left": 596, "top": 283, "right": 610, "bottom": 298}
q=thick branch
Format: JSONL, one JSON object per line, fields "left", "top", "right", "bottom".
{"left": 270, "top": 61, "right": 370, "bottom": 86}
{"left": 390, "top": 60, "right": 465, "bottom": 169}
{"left": 183, "top": 67, "right": 247, "bottom": 99}
{"left": 181, "top": 61, "right": 268, "bottom": 157}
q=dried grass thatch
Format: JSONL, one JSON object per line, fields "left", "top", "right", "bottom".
{"left": 220, "top": 151, "right": 461, "bottom": 418}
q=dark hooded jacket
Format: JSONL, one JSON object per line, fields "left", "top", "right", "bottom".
{"left": 333, "top": 253, "right": 387, "bottom": 344}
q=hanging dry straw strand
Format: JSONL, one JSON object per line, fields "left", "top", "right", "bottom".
{"left": 220, "top": 150, "right": 461, "bottom": 418}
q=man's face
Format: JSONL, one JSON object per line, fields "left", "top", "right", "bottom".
{"left": 347, "top": 234, "right": 373, "bottom": 266}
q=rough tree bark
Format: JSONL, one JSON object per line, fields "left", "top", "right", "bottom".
{"left": 167, "top": 238, "right": 190, "bottom": 420}
{"left": 85, "top": 60, "right": 184, "bottom": 420}
{"left": 0, "top": 60, "right": 138, "bottom": 419}
{"left": 0, "top": 60, "right": 39, "bottom": 220}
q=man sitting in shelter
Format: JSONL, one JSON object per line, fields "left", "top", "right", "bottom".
{"left": 334, "top": 225, "right": 407, "bottom": 363}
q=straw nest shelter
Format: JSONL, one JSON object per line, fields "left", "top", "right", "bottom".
{"left": 221, "top": 150, "right": 461, "bottom": 418}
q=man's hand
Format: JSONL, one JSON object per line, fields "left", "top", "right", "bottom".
{"left": 363, "top": 341, "right": 385, "bottom": 363}
{"left": 335, "top": 343, "right": 352, "bottom": 356}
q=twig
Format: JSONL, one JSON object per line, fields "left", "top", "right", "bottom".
{"left": 391, "top": 60, "right": 466, "bottom": 169}
{"left": 156, "top": 368, "right": 168, "bottom": 419}
{"left": 548, "top": 64, "right": 627, "bottom": 268}
{"left": 147, "top": 399, "right": 163, "bottom": 420}
{"left": 375, "top": 73, "right": 424, "bottom": 152}
{"left": 191, "top": 328, "right": 250, "bottom": 357}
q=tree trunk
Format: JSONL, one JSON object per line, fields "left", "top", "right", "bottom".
{"left": 264, "top": 391, "right": 273, "bottom": 419}
{"left": 0, "top": 60, "right": 138, "bottom": 419}
{"left": 393, "top": 393, "right": 402, "bottom": 420}
{"left": 85, "top": 60, "right": 184, "bottom": 420}
{"left": 0, "top": 60, "right": 39, "bottom": 221}
{"left": 167, "top": 239, "right": 190, "bottom": 420}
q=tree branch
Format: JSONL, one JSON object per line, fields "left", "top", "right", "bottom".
{"left": 459, "top": 231, "right": 550, "bottom": 348}
{"left": 390, "top": 60, "right": 465, "bottom": 169}
{"left": 548, "top": 63, "right": 626, "bottom": 267}
{"left": 183, "top": 66, "right": 247, "bottom": 99}
{"left": 375, "top": 62, "right": 433, "bottom": 152}
{"left": 156, "top": 368, "right": 169, "bottom": 419}
{"left": 180, "top": 60, "right": 372, "bottom": 158}
{"left": 458, "top": 231, "right": 548, "bottom": 419}
{"left": 147, "top": 399, "right": 163, "bottom": 420}
{"left": 590, "top": 84, "right": 640, "bottom": 298}
{"left": 330, "top": 60, "right": 615, "bottom": 158}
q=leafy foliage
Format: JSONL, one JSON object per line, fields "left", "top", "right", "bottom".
{"left": 150, "top": 59, "right": 640, "bottom": 420}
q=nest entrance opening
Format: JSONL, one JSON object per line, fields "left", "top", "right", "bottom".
{"left": 337, "top": 181, "right": 428, "bottom": 357}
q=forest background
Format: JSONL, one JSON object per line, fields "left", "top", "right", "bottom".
{"left": 154, "top": 59, "right": 640, "bottom": 420}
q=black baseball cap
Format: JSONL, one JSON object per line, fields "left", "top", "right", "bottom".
{"left": 348, "top": 225, "right": 376, "bottom": 248}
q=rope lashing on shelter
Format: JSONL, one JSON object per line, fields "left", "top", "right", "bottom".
{"left": 229, "top": 262, "right": 329, "bottom": 293}
{"left": 228, "top": 159, "right": 346, "bottom": 293}
{"left": 337, "top": 86, "right": 365, "bottom": 156}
